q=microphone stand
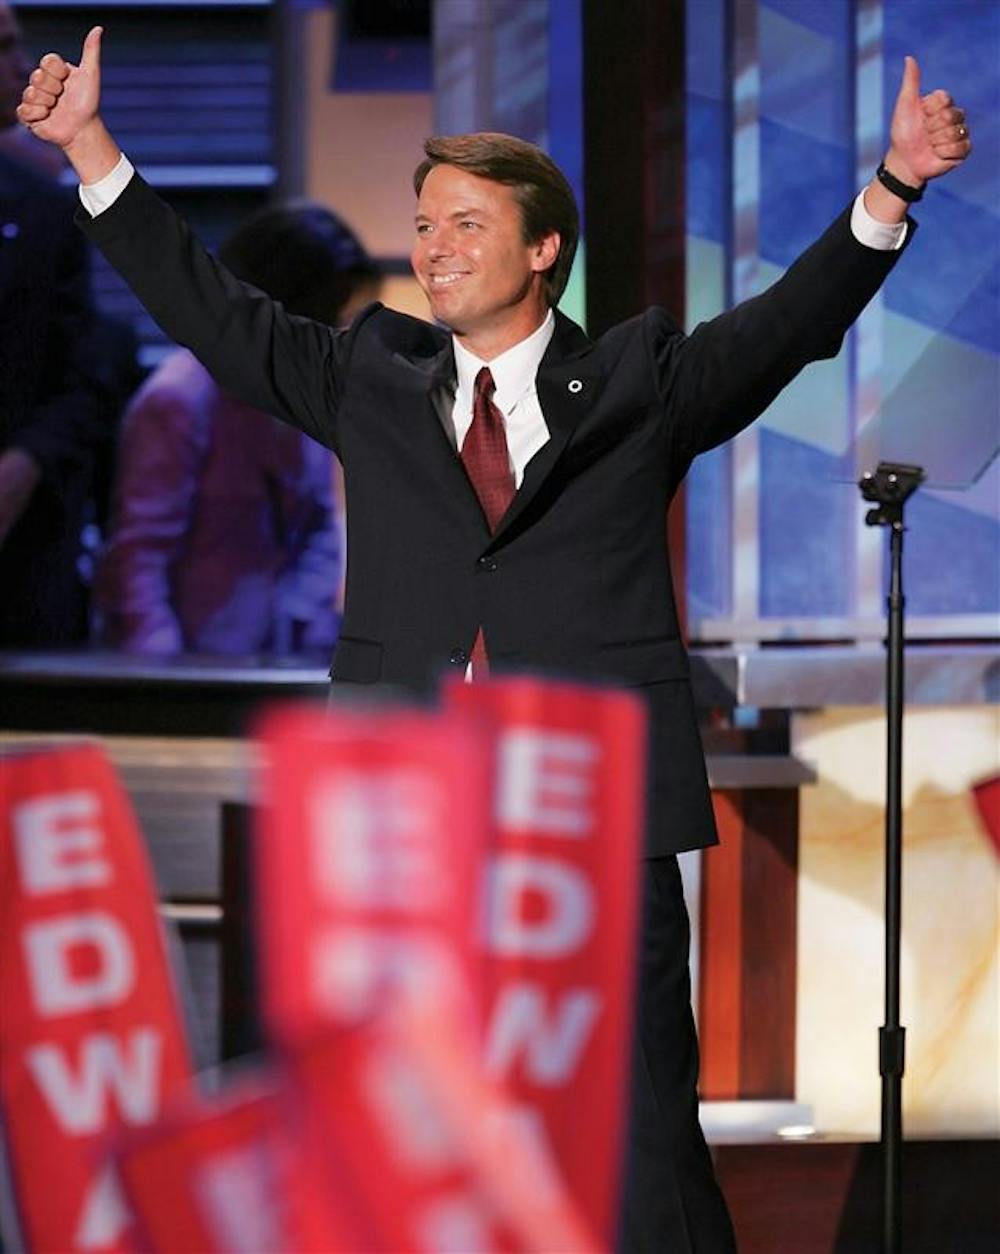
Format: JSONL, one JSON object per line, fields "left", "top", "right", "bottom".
{"left": 858, "top": 460, "right": 925, "bottom": 1254}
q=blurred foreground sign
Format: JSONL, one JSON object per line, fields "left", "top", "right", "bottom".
{"left": 254, "top": 705, "right": 494, "bottom": 1043}
{"left": 256, "top": 679, "right": 645, "bottom": 1247}
{"left": 0, "top": 674, "right": 646, "bottom": 1252}
{"left": 447, "top": 677, "right": 646, "bottom": 1242}
{"left": 0, "top": 745, "right": 192, "bottom": 1252}
{"left": 116, "top": 1074, "right": 367, "bottom": 1252}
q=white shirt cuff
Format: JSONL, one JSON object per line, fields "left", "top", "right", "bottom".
{"left": 850, "top": 189, "right": 908, "bottom": 251}
{"left": 78, "top": 153, "right": 135, "bottom": 217}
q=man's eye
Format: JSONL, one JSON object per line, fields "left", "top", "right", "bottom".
{"left": 460, "top": 220, "right": 479, "bottom": 230}
{"left": 416, "top": 224, "right": 432, "bottom": 235}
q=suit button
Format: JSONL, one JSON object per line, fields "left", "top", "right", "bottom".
{"left": 449, "top": 648, "right": 468, "bottom": 666}
{"left": 476, "top": 556, "right": 498, "bottom": 573}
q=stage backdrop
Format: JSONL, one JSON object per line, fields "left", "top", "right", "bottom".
{"left": 685, "top": 0, "right": 999, "bottom": 642}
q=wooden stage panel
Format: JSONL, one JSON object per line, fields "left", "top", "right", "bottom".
{"left": 700, "top": 778, "right": 802, "bottom": 1100}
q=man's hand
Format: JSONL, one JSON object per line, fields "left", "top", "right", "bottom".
{"left": 0, "top": 448, "right": 42, "bottom": 548}
{"left": 15, "top": 26, "right": 120, "bottom": 184}
{"left": 865, "top": 56, "right": 972, "bottom": 224}
{"left": 885, "top": 55, "right": 972, "bottom": 187}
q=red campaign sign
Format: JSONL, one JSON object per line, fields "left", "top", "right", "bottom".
{"left": 389, "top": 995, "right": 598, "bottom": 1252}
{"left": 256, "top": 704, "right": 597, "bottom": 1251}
{"left": 289, "top": 1010, "right": 597, "bottom": 1254}
{"left": 444, "top": 676, "right": 646, "bottom": 1244}
{"left": 116, "top": 1073, "right": 367, "bottom": 1252}
{"left": 291, "top": 1026, "right": 505, "bottom": 1252}
{"left": 254, "top": 705, "right": 494, "bottom": 1045}
{"left": 0, "top": 745, "right": 193, "bottom": 1252}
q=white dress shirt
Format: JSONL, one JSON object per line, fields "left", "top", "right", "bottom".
{"left": 451, "top": 309, "right": 554, "bottom": 485}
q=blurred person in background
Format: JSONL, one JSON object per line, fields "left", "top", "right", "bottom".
{"left": 0, "top": 1, "right": 60, "bottom": 176}
{"left": 0, "top": 1, "right": 108, "bottom": 646}
{"left": 95, "top": 202, "right": 379, "bottom": 655}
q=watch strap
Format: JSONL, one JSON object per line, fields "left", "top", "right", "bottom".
{"left": 876, "top": 161, "right": 925, "bottom": 203}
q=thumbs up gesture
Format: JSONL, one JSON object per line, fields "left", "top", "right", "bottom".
{"left": 885, "top": 55, "right": 972, "bottom": 187}
{"left": 16, "top": 25, "right": 104, "bottom": 151}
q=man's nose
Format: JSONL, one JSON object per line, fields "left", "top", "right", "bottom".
{"left": 426, "top": 226, "right": 456, "bottom": 259}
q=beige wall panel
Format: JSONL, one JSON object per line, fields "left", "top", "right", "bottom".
{"left": 381, "top": 275, "right": 431, "bottom": 321}
{"left": 304, "top": 6, "right": 433, "bottom": 259}
{"left": 793, "top": 706, "right": 1000, "bottom": 1137}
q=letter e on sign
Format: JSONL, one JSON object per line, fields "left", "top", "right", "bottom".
{"left": 13, "top": 791, "right": 110, "bottom": 894}
{"left": 497, "top": 731, "right": 598, "bottom": 837}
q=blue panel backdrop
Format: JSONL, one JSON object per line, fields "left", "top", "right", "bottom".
{"left": 685, "top": 0, "right": 732, "bottom": 621}
{"left": 684, "top": 0, "right": 999, "bottom": 634}
{"left": 879, "top": 1, "right": 999, "bottom": 617}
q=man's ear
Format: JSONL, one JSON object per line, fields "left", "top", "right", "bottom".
{"left": 531, "top": 231, "right": 561, "bottom": 274}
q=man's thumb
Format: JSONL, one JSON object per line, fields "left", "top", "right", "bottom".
{"left": 79, "top": 25, "right": 103, "bottom": 73}
{"left": 899, "top": 54, "right": 921, "bottom": 99}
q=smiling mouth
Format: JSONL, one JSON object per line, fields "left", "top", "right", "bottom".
{"left": 429, "top": 272, "right": 469, "bottom": 287}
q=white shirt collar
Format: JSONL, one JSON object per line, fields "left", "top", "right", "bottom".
{"left": 453, "top": 309, "right": 555, "bottom": 416}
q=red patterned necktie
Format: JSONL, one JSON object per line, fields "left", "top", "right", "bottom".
{"left": 460, "top": 366, "right": 515, "bottom": 676}
{"left": 461, "top": 367, "right": 515, "bottom": 530}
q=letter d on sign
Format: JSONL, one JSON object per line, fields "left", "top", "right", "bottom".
{"left": 23, "top": 912, "right": 136, "bottom": 1016}
{"left": 487, "top": 855, "right": 595, "bottom": 958}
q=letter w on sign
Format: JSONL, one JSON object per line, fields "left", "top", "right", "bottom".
{"left": 445, "top": 676, "right": 646, "bottom": 1245}
{"left": 0, "top": 746, "right": 192, "bottom": 1253}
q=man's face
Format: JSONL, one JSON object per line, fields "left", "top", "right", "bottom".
{"left": 411, "top": 163, "right": 559, "bottom": 357}
{"left": 0, "top": 4, "right": 31, "bottom": 130}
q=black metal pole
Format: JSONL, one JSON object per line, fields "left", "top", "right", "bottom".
{"left": 880, "top": 518, "right": 906, "bottom": 1254}
{"left": 858, "top": 460, "right": 924, "bottom": 1254}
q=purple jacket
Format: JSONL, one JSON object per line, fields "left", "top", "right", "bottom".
{"left": 97, "top": 350, "right": 340, "bottom": 654}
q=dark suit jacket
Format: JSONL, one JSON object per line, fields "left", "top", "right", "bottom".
{"left": 82, "top": 174, "right": 910, "bottom": 855}
{"left": 0, "top": 153, "right": 101, "bottom": 644}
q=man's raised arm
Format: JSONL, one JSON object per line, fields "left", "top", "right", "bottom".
{"left": 15, "top": 27, "right": 352, "bottom": 453}
{"left": 658, "top": 54, "right": 973, "bottom": 461}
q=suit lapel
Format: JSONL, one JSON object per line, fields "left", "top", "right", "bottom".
{"left": 490, "top": 309, "right": 596, "bottom": 542}
{"left": 390, "top": 339, "right": 492, "bottom": 533}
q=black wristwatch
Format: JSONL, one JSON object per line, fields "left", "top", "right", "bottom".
{"left": 876, "top": 161, "right": 925, "bottom": 203}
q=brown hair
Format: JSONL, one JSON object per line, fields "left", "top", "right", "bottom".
{"left": 413, "top": 132, "right": 579, "bottom": 307}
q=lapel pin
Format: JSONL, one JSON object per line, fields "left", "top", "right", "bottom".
{"left": 567, "top": 379, "right": 583, "bottom": 394}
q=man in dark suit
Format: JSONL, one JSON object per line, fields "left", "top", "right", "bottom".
{"left": 0, "top": 3, "right": 103, "bottom": 645}
{"left": 19, "top": 28, "right": 972, "bottom": 1251}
